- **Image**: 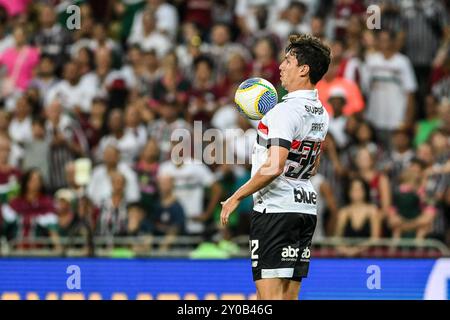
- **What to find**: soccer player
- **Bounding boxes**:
[220,34,331,300]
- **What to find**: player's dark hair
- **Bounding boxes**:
[285,34,331,84]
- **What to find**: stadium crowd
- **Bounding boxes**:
[0,0,449,256]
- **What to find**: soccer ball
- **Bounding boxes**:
[234,77,278,120]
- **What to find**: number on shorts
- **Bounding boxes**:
[250,240,259,260]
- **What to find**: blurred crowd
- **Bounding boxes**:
[0,0,449,256]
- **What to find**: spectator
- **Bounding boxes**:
[78,97,107,153]
[158,149,222,235]
[273,1,311,43]
[129,0,179,40]
[87,144,140,207]
[33,4,71,71]
[335,177,381,256]
[148,100,192,161]
[0,6,13,55]
[152,174,185,251]
[235,0,288,37]
[0,135,21,204]
[0,25,40,99]
[352,146,392,218]
[363,30,417,147]
[28,54,59,105]
[45,60,96,115]
[414,94,442,147]
[71,46,95,77]
[343,121,380,167]
[327,87,350,149]
[120,45,157,99]
[380,126,415,185]
[186,55,219,126]
[316,58,365,117]
[88,22,121,58]
[45,100,87,191]
[127,9,172,59]
[22,117,50,185]
[1,168,60,249]
[397,0,449,114]
[8,95,33,145]
[83,48,128,107]
[54,188,93,255]
[202,23,250,80]
[176,22,203,74]
[388,160,436,239]
[250,37,280,87]
[124,104,148,149]
[216,52,250,99]
[97,108,140,165]
[96,171,136,237]
[135,139,160,215]
[151,52,191,106]
[0,107,8,132]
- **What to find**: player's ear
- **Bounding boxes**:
[298,64,310,78]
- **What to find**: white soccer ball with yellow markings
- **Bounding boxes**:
[234,77,278,120]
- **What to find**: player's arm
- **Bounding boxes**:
[220,145,289,226]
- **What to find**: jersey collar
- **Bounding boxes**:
[282,89,318,101]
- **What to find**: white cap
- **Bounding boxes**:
[329,86,347,99]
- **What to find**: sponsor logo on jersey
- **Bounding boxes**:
[311,123,325,132]
[293,188,317,204]
[281,246,299,261]
[304,105,324,115]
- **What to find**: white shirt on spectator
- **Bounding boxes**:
[8,116,32,145]
[363,52,417,130]
[97,131,141,165]
[87,162,141,207]
[130,2,179,40]
[125,125,148,149]
[235,0,290,33]
[272,19,311,42]
[45,76,97,113]
[159,158,216,234]
[127,30,172,59]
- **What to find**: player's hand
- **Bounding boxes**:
[220,195,240,226]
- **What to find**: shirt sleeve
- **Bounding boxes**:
[401,57,418,93]
[265,105,301,150]
[197,163,215,187]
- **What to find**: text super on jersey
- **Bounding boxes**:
[251,89,329,215]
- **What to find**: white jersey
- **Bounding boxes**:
[251,89,329,215]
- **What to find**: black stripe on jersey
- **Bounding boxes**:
[287,152,301,162]
[267,138,291,150]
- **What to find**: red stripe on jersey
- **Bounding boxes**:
[258,121,268,135]
[291,140,300,149]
